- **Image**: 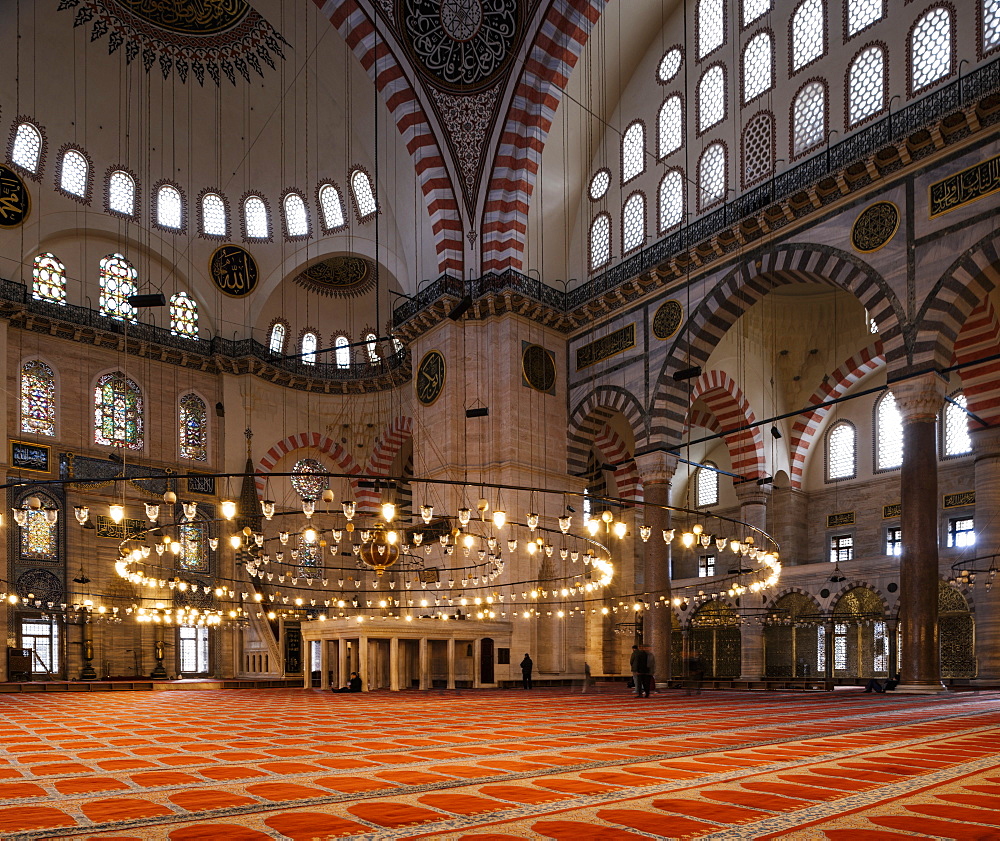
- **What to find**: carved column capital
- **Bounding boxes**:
[734,482,772,507]
[889,372,946,424]
[633,450,679,486]
[970,424,1000,459]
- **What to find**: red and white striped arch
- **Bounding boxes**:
[953,298,1000,425]
[683,409,722,436]
[593,423,643,505]
[357,415,414,512]
[255,432,362,499]
[314,0,463,275]
[688,370,766,480]
[787,342,884,489]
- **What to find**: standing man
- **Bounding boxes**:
[630,644,643,697]
[520,653,533,689]
[640,645,655,698]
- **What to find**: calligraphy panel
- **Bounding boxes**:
[929,153,1000,218]
[0,164,30,228]
[210,244,258,297]
[576,324,636,370]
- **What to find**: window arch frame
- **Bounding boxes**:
[825,419,858,482]
[589,212,612,272]
[621,119,647,185]
[55,143,92,203]
[299,328,320,365]
[697,62,728,136]
[348,165,379,221]
[316,180,349,233]
[658,167,686,233]
[152,180,186,234]
[696,461,720,508]
[93,370,144,451]
[941,389,972,459]
[658,94,685,160]
[743,0,771,29]
[789,0,828,75]
[845,41,889,128]
[741,109,775,188]
[178,390,210,463]
[621,190,647,256]
[7,118,46,179]
[697,141,729,212]
[696,0,728,61]
[981,0,1000,58]
[19,356,58,439]
[240,191,272,242]
[874,390,903,473]
[268,318,289,355]
[281,188,312,240]
[334,334,351,369]
[656,45,684,83]
[790,77,829,159]
[169,292,199,339]
[907,3,956,97]
[31,252,67,305]
[197,188,230,240]
[844,0,886,41]
[362,330,381,364]
[105,165,139,219]
[742,28,775,106]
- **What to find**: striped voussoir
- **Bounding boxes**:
[255,432,363,499]
[357,416,414,512]
[953,298,1000,425]
[683,408,722,436]
[787,342,884,489]
[593,423,643,504]
[688,370,766,480]
[481,0,606,272]
[567,386,648,480]
[316,0,463,275]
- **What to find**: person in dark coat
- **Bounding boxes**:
[520,653,533,689]
[334,672,362,693]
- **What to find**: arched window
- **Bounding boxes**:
[621,121,645,183]
[590,213,611,270]
[243,195,270,240]
[156,184,183,230]
[365,332,380,363]
[19,494,57,560]
[943,393,972,457]
[200,192,227,237]
[108,169,136,216]
[743,0,770,26]
[742,31,773,103]
[32,252,66,304]
[742,112,774,186]
[698,0,725,59]
[791,0,825,72]
[622,193,646,254]
[350,168,378,219]
[698,142,727,210]
[283,191,309,238]
[301,332,318,365]
[697,461,719,507]
[170,292,198,338]
[179,393,208,461]
[827,420,857,480]
[875,391,903,470]
[59,148,89,198]
[658,96,683,158]
[658,48,682,82]
[99,253,137,322]
[792,80,826,156]
[335,335,351,368]
[848,44,886,126]
[20,359,56,437]
[699,65,726,132]
[94,372,143,450]
[847,0,884,37]
[297,529,322,577]
[318,183,346,231]
[658,169,685,231]
[985,0,1000,55]
[11,122,42,173]
[910,6,952,94]
[269,321,287,354]
[178,520,208,571]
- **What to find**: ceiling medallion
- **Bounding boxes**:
[652,300,683,340]
[293,256,377,299]
[56,0,289,85]
[851,201,900,253]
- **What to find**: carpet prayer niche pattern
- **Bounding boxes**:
[0,689,999,838]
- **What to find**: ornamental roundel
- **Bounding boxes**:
[293,256,376,298]
[398,0,521,92]
[209,244,258,297]
[415,349,446,406]
[851,201,900,253]
[652,299,683,340]
[522,344,556,393]
[15,569,64,603]
[0,164,31,228]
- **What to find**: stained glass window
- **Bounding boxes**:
[32,253,66,304]
[269,321,287,354]
[94,372,143,450]
[179,393,208,461]
[20,499,57,560]
[351,169,378,218]
[791,0,824,71]
[876,391,902,470]
[201,192,227,236]
[699,65,726,132]
[244,196,269,239]
[622,121,645,182]
[283,192,309,237]
[157,184,182,229]
[658,96,683,158]
[848,45,885,126]
[658,48,682,82]
[99,254,137,322]
[827,420,856,479]
[743,0,770,26]
[910,7,952,94]
[60,149,88,197]
[743,32,773,103]
[11,123,42,173]
[590,213,611,270]
[365,332,380,363]
[335,335,350,368]
[297,530,322,578]
[622,193,646,254]
[698,0,725,59]
[301,332,318,365]
[944,393,972,456]
[170,292,198,338]
[291,458,329,500]
[319,183,346,230]
[793,81,826,156]
[659,170,685,231]
[742,112,773,185]
[698,142,727,209]
[697,461,719,507]
[20,360,56,437]
[986,0,1000,54]
[108,170,136,216]
[848,0,883,36]
[178,521,208,571]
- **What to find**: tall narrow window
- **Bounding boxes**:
[335,335,350,368]
[698,142,727,210]
[179,626,209,673]
[301,332,318,365]
[178,521,208,571]
[742,112,774,186]
[243,195,269,240]
[297,530,322,578]
[985,0,1000,55]
[830,534,854,562]
[621,121,645,182]
[283,191,309,238]
[698,0,725,58]
[32,252,66,304]
[698,554,717,577]
[365,332,380,363]
[659,169,685,231]
[94,372,143,450]
[350,169,378,219]
[658,97,683,158]
[59,149,89,197]
[826,420,856,480]
[179,393,208,461]
[19,497,57,560]
[848,0,884,36]
[943,393,972,456]
[886,526,902,556]
[848,45,885,126]
[791,0,825,71]
[99,253,137,322]
[742,31,773,103]
[699,65,726,132]
[170,292,198,338]
[792,80,827,156]
[318,183,346,230]
[269,321,287,354]
[875,391,903,470]
[21,619,58,673]
[910,6,952,94]
[20,360,56,437]
[11,122,42,173]
[108,170,136,216]
[590,213,611,270]
[873,621,888,672]
[697,461,719,507]
[156,184,182,230]
[743,0,770,26]
[201,192,227,237]
[622,193,646,254]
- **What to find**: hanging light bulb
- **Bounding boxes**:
[302,499,315,518]
[716,537,727,551]
[693,523,704,536]
[700,533,712,548]
[303,527,317,543]
[487,536,498,551]
[730,539,741,553]
[663,528,675,543]
[322,489,335,504]
[109,504,125,524]
[342,500,356,520]
[260,500,275,520]
[544,543,554,557]
[507,538,517,552]
[361,530,372,543]
[559,548,568,560]
[439,533,449,547]
[43,507,58,525]
[412,532,423,546]
[170,541,181,555]
[526,512,539,530]
[279,531,289,545]
[681,531,695,548]
[492,509,506,529]
[463,533,474,548]
[457,507,471,526]
[182,502,197,521]
[12,508,27,527]
[586,518,600,536]
[229,534,242,550]
[386,530,398,545]
[420,504,433,523]
[331,529,342,543]
[208,537,219,551]
[381,501,396,522]
[74,506,90,525]
[221,499,237,520]
[639,525,651,542]
[613,521,628,539]
[155,543,166,555]
[144,503,159,522]
[527,541,537,555]
[558,514,571,533]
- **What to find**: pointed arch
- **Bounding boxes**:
[255,432,363,500]
[567,386,647,478]
[359,415,414,512]
[953,297,1000,425]
[687,370,766,480]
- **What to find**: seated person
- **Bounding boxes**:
[863,677,884,693]
[883,673,901,691]
[334,672,363,693]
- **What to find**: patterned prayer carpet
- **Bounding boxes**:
[0,686,999,839]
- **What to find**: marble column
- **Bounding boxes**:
[389,637,400,691]
[320,640,330,690]
[446,638,456,689]
[418,637,430,689]
[891,373,947,692]
[971,425,1000,681]
[337,638,347,688]
[633,451,678,686]
[734,484,771,680]
[735,483,771,539]
[358,635,369,692]
[472,638,482,688]
[772,485,809,564]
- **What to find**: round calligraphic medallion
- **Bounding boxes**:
[293,256,375,298]
[652,299,683,340]
[522,344,556,392]
[0,164,30,228]
[851,201,900,253]
[209,244,258,297]
[416,350,446,406]
[15,568,63,603]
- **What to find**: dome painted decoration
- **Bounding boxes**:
[0,165,31,228]
[209,244,259,297]
[293,256,377,299]
[851,201,900,253]
[57,0,289,85]
[652,300,683,340]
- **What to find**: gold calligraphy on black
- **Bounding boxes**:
[930,154,1000,218]
[576,324,636,370]
[210,245,258,297]
[0,165,30,228]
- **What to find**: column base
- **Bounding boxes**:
[894,683,948,694]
